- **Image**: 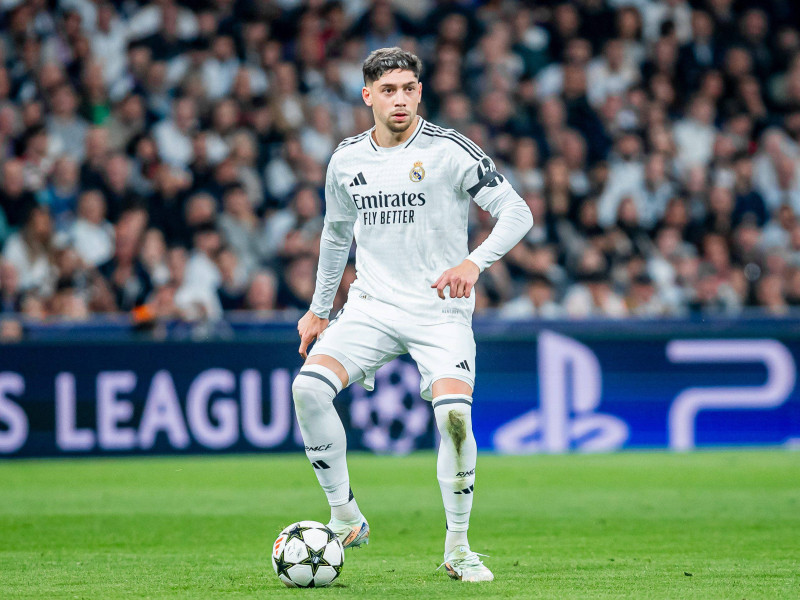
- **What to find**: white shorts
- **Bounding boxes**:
[309,304,476,401]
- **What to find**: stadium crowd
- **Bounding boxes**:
[1,0,800,329]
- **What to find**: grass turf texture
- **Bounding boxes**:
[1,451,798,599]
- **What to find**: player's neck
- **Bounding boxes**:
[372,116,419,148]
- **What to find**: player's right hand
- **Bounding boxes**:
[297,310,329,359]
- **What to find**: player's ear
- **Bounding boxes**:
[362,86,372,107]
[417,81,422,100]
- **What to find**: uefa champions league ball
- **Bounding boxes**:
[272,521,344,588]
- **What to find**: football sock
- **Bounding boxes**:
[445,530,469,554]
[330,495,362,524]
[292,365,352,508]
[433,394,477,554]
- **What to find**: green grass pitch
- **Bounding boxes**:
[1,450,799,599]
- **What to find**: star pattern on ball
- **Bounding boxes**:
[323,527,338,544]
[273,549,293,579]
[299,545,331,577]
[284,524,312,544]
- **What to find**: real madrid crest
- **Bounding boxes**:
[409,160,425,182]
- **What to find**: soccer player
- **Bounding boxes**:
[292,47,533,582]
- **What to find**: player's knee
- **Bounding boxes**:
[292,368,342,420]
[292,379,325,420]
[433,396,473,446]
[291,377,311,408]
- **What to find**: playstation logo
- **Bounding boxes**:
[493,331,629,453]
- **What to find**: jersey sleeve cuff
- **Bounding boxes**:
[310,305,331,320]
[465,253,488,273]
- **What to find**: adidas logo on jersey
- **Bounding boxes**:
[455,360,470,372]
[349,172,367,187]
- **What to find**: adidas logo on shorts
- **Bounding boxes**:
[455,360,470,372]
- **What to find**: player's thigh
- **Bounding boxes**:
[308,307,405,389]
[304,354,350,388]
[405,321,476,401]
[431,378,473,398]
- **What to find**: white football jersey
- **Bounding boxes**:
[321,117,525,325]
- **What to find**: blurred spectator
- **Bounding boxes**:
[3,205,55,296]
[0,261,22,313]
[218,184,260,273]
[759,153,800,213]
[154,97,200,168]
[260,185,323,263]
[563,248,627,318]
[0,318,23,342]
[80,126,110,190]
[139,227,170,287]
[761,204,797,251]
[587,39,640,107]
[162,244,221,321]
[0,159,37,229]
[678,10,722,91]
[184,223,222,302]
[508,138,543,194]
[564,266,628,318]
[244,269,278,313]
[216,246,249,311]
[69,190,115,267]
[49,277,90,321]
[19,124,57,192]
[625,273,671,316]
[97,208,152,310]
[673,96,717,171]
[149,165,192,243]
[1,0,800,324]
[499,273,563,319]
[732,152,768,227]
[598,133,645,227]
[202,35,240,101]
[102,153,143,222]
[38,155,80,229]
[688,263,742,315]
[300,105,337,165]
[45,84,88,162]
[277,255,316,310]
[106,94,146,153]
[643,0,692,45]
[263,134,311,204]
[757,273,790,316]
[228,131,264,208]
[92,2,128,88]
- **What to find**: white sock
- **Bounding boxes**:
[445,529,469,553]
[433,394,477,555]
[292,365,352,508]
[331,494,361,524]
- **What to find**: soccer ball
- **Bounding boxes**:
[271,521,344,588]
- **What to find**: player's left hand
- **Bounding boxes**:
[431,259,480,300]
[297,310,329,359]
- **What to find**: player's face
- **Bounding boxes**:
[362,69,422,134]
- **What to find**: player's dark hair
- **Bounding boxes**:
[362,47,422,85]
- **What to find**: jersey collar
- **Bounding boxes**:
[369,116,426,153]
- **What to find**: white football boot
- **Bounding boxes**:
[440,545,494,582]
[327,516,370,549]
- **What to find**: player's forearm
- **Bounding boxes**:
[467,191,533,272]
[309,220,354,319]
